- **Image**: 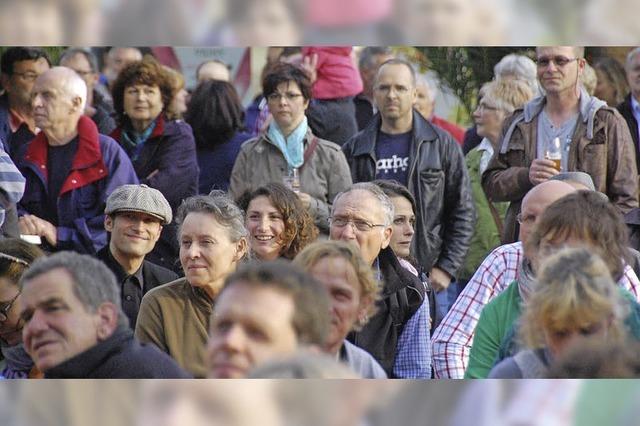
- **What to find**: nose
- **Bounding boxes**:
[23,309,48,342]
[217,324,245,353]
[31,93,43,108]
[472,105,482,120]
[404,223,415,237]
[185,242,201,259]
[257,216,269,232]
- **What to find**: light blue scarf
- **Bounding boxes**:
[267,116,308,169]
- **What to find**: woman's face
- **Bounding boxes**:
[594,68,617,106]
[245,196,286,261]
[544,318,610,359]
[170,87,189,118]
[0,277,23,346]
[267,81,309,133]
[472,96,506,143]
[179,212,245,297]
[308,256,370,353]
[389,196,416,260]
[123,83,164,129]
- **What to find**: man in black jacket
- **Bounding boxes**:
[19,251,189,378]
[342,58,475,293]
[617,47,640,175]
[98,183,178,328]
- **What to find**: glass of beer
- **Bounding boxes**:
[545,137,562,171]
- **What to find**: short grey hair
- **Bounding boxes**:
[59,47,99,73]
[625,47,640,69]
[494,53,540,95]
[177,191,248,244]
[332,182,395,226]
[20,251,128,329]
[358,47,393,71]
[44,66,87,111]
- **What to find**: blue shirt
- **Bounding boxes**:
[375,130,411,185]
[394,299,432,378]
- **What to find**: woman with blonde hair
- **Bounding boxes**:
[489,247,631,378]
[294,240,385,378]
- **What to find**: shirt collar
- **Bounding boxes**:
[477,137,494,153]
[8,108,38,134]
[632,96,640,114]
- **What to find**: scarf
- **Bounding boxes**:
[517,258,536,302]
[121,119,157,161]
[0,341,34,379]
[267,116,308,169]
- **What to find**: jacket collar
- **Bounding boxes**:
[44,328,132,378]
[351,110,439,158]
[24,115,108,195]
[110,114,166,142]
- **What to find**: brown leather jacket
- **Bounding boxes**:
[482,92,639,243]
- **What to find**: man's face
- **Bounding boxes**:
[536,46,584,95]
[108,48,142,79]
[20,268,104,372]
[60,52,97,93]
[329,190,392,266]
[373,64,417,124]
[105,212,163,261]
[207,283,299,378]
[626,52,640,100]
[30,72,79,132]
[1,57,50,109]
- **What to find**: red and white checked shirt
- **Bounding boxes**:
[431,242,640,378]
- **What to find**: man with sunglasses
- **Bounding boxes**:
[483,46,638,244]
[329,182,430,378]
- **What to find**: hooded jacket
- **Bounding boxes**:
[482,90,638,243]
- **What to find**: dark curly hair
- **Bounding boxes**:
[237,182,319,260]
[111,55,174,126]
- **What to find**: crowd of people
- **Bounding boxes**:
[0,45,640,379]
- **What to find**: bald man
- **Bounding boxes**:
[431,180,577,378]
[16,67,138,254]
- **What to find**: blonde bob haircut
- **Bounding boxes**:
[293,240,380,328]
[481,78,535,115]
[520,247,628,349]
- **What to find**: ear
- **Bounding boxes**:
[303,97,310,111]
[95,302,119,341]
[234,238,249,262]
[380,226,392,250]
[411,86,418,105]
[0,73,10,92]
[104,215,113,232]
[70,95,83,113]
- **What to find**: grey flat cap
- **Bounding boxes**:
[105,184,172,224]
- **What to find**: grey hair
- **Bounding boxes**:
[332,182,395,226]
[625,47,640,69]
[59,47,99,73]
[19,251,129,329]
[45,66,87,111]
[416,74,435,101]
[494,53,540,95]
[358,47,394,71]
[177,191,248,244]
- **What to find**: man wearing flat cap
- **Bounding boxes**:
[97,184,178,328]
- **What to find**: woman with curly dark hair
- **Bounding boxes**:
[184,80,252,194]
[238,182,318,261]
[110,56,199,271]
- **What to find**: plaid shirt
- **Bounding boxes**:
[431,242,640,378]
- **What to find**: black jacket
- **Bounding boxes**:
[617,94,640,173]
[348,247,425,377]
[342,111,476,278]
[45,329,190,378]
[96,246,179,327]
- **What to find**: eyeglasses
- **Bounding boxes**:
[12,71,40,82]
[476,103,500,113]
[0,291,21,323]
[516,212,536,225]
[266,92,303,102]
[535,56,578,68]
[329,217,386,232]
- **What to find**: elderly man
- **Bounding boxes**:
[16,67,138,254]
[483,46,639,244]
[0,47,50,159]
[432,179,640,378]
[343,58,475,294]
[329,182,430,378]
[97,184,178,328]
[59,47,116,135]
[196,59,231,84]
[414,77,466,144]
[207,261,331,378]
[19,251,189,378]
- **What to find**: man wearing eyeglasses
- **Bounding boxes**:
[0,47,51,160]
[329,182,430,378]
[483,46,638,244]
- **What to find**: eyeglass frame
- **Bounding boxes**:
[516,212,536,225]
[0,291,21,322]
[266,92,304,102]
[11,71,40,82]
[534,56,578,68]
[328,216,387,232]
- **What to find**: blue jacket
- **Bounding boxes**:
[197,130,251,194]
[17,116,139,254]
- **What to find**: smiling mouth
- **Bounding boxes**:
[254,235,275,241]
